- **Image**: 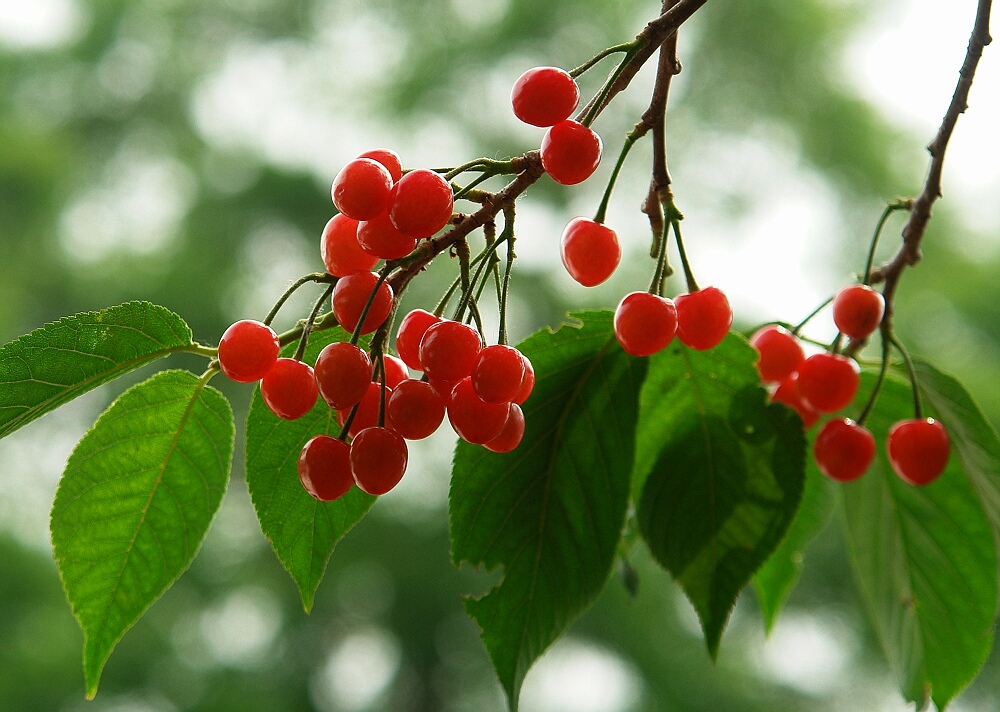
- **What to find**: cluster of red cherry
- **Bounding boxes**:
[750,283,950,486]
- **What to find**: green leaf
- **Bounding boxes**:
[841,371,998,710]
[0,301,196,440]
[634,334,806,656]
[753,441,837,632]
[915,359,1000,536]
[245,326,375,612]
[450,311,647,711]
[50,369,234,698]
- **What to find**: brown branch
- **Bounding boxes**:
[870,0,993,328]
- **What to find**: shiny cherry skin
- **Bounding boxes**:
[314,341,373,410]
[772,374,820,428]
[387,168,454,238]
[814,418,875,482]
[614,292,678,357]
[472,345,526,404]
[332,272,394,335]
[298,435,354,501]
[796,352,860,413]
[331,158,393,221]
[337,381,391,439]
[261,358,318,420]
[511,66,580,127]
[750,325,805,384]
[387,379,446,440]
[351,427,408,496]
[832,284,885,340]
[357,148,403,182]
[560,218,621,287]
[382,355,409,389]
[484,404,526,453]
[218,320,280,383]
[321,214,378,277]
[675,286,733,351]
[448,377,510,444]
[418,320,482,384]
[540,120,602,185]
[396,309,442,371]
[357,210,417,260]
[887,418,951,486]
[512,354,535,405]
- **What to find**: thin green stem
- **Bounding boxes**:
[648,218,671,295]
[594,129,642,224]
[293,284,334,361]
[856,334,891,425]
[349,266,393,346]
[443,158,516,181]
[181,343,219,359]
[570,40,640,78]
[891,335,923,419]
[453,172,495,201]
[581,48,640,128]
[863,202,909,286]
[671,218,699,293]
[339,403,359,442]
[264,272,332,326]
[375,355,386,427]
[498,206,516,345]
[792,297,833,335]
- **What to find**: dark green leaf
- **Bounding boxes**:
[0,302,196,440]
[635,334,805,656]
[50,369,234,698]
[450,311,647,711]
[842,371,997,710]
[246,326,375,612]
[753,442,837,632]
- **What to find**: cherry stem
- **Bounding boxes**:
[670,216,699,293]
[891,335,923,419]
[863,201,911,286]
[498,205,516,346]
[594,129,642,224]
[570,40,640,78]
[375,355,387,428]
[648,218,671,295]
[338,403,359,442]
[580,47,640,128]
[349,266,393,346]
[791,296,833,335]
[293,284,334,361]
[442,158,516,181]
[453,172,496,201]
[856,333,890,426]
[263,272,333,326]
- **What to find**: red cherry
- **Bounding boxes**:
[428,376,459,401]
[382,355,409,389]
[387,379,446,440]
[887,418,950,486]
[540,120,602,185]
[261,358,318,420]
[337,381,391,438]
[331,158,393,221]
[833,284,885,340]
[614,292,678,357]
[448,377,510,444]
[484,404,526,453]
[675,286,732,351]
[512,354,535,405]
[314,341,373,409]
[218,320,280,383]
[396,309,442,371]
[510,66,580,127]
[814,418,875,482]
[320,214,379,278]
[388,168,454,238]
[418,320,482,384]
[750,325,805,383]
[796,352,860,413]
[772,374,820,428]
[472,345,526,404]
[332,272,394,335]
[560,218,621,287]
[357,211,418,260]
[351,427,408,495]
[357,148,403,182]
[298,435,354,501]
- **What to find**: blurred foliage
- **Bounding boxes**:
[2,0,1000,710]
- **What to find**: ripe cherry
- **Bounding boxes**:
[320,214,378,278]
[560,218,621,287]
[218,320,280,383]
[511,66,580,127]
[772,374,820,428]
[357,148,403,182]
[332,272,394,335]
[388,168,454,238]
[261,358,318,420]
[387,379,446,440]
[833,284,885,340]
[512,354,535,405]
[614,292,678,357]
[337,381,391,438]
[796,352,860,413]
[887,418,950,486]
[419,320,482,384]
[540,120,602,185]
[331,158,393,221]
[357,211,418,260]
[484,404,526,453]
[396,309,442,371]
[314,341,373,409]
[448,377,510,444]
[749,325,805,383]
[383,354,409,389]
[675,286,732,351]
[472,345,526,404]
[814,418,875,482]
[298,435,354,501]
[351,427,408,495]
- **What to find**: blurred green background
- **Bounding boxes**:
[1,0,999,710]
